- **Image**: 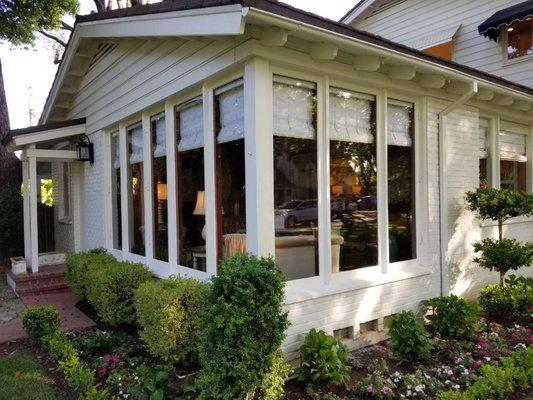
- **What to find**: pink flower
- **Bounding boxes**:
[381,386,393,395]
[366,384,374,394]
[97,368,107,378]
[453,357,462,365]
[103,354,111,362]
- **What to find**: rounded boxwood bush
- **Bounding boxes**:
[22,305,60,339]
[479,276,533,319]
[198,254,289,400]
[134,277,210,364]
[65,250,116,299]
[387,310,433,362]
[85,261,153,325]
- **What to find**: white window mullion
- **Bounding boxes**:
[244,58,275,257]
[377,89,389,273]
[491,116,501,189]
[526,126,533,193]
[103,131,113,250]
[165,101,178,268]
[203,83,217,276]
[142,113,154,261]
[318,75,332,284]
[119,122,130,256]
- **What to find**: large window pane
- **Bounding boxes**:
[387,100,416,263]
[273,76,318,281]
[177,98,206,270]
[215,81,246,261]
[111,132,122,249]
[128,122,145,256]
[329,88,378,272]
[499,130,527,192]
[152,113,168,261]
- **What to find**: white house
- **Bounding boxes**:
[3,0,533,361]
[341,0,533,87]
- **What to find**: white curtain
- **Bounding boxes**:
[217,85,245,144]
[129,123,143,164]
[329,89,374,143]
[178,101,204,152]
[113,134,120,169]
[500,131,527,162]
[273,80,316,139]
[152,114,166,158]
[387,102,413,147]
[479,124,489,160]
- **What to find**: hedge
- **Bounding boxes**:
[65,250,116,299]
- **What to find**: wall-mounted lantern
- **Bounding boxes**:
[76,135,94,164]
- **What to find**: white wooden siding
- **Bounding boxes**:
[351,0,533,87]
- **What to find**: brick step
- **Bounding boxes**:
[6,264,68,297]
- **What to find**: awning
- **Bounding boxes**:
[478,0,533,42]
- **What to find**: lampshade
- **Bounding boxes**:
[157,183,167,200]
[193,191,205,215]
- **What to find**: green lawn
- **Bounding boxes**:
[0,352,60,400]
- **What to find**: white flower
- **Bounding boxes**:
[463,369,469,375]
[484,357,491,362]
[134,376,139,380]
[514,343,526,350]
[415,384,425,392]
[445,380,452,385]
[454,385,460,390]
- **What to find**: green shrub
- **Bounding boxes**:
[42,330,78,361]
[85,261,153,325]
[437,347,533,400]
[479,275,533,319]
[425,294,479,339]
[22,305,61,338]
[58,355,96,394]
[65,250,116,298]
[198,254,289,400]
[134,277,210,364]
[258,351,292,400]
[387,310,433,362]
[298,328,350,391]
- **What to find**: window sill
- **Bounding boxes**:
[480,215,533,227]
[284,264,430,305]
[58,218,72,225]
[503,53,533,67]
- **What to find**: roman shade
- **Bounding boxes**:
[177,99,203,152]
[329,89,375,143]
[499,131,527,162]
[128,122,143,164]
[478,0,533,42]
[216,80,245,144]
[387,100,413,147]
[112,133,120,169]
[273,77,316,139]
[479,119,489,159]
[152,113,166,158]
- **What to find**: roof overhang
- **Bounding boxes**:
[3,118,86,151]
[40,4,247,124]
[478,0,533,42]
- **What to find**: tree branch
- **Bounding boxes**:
[38,30,67,47]
[61,20,73,31]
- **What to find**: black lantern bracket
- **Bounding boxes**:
[76,134,94,164]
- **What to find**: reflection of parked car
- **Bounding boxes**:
[357,195,377,210]
[331,198,358,212]
[276,200,317,227]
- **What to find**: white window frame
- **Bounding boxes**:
[268,65,429,297]
[501,19,533,64]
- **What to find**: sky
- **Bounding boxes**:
[0,0,356,129]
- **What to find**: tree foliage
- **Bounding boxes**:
[0,0,79,45]
[466,188,533,285]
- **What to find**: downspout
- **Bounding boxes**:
[438,81,478,296]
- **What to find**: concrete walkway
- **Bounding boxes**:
[0,289,95,344]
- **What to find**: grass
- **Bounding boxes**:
[0,352,60,400]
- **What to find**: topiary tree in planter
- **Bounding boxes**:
[466,188,533,285]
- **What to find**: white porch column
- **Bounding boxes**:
[29,155,39,273]
[244,58,275,257]
[22,156,32,267]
